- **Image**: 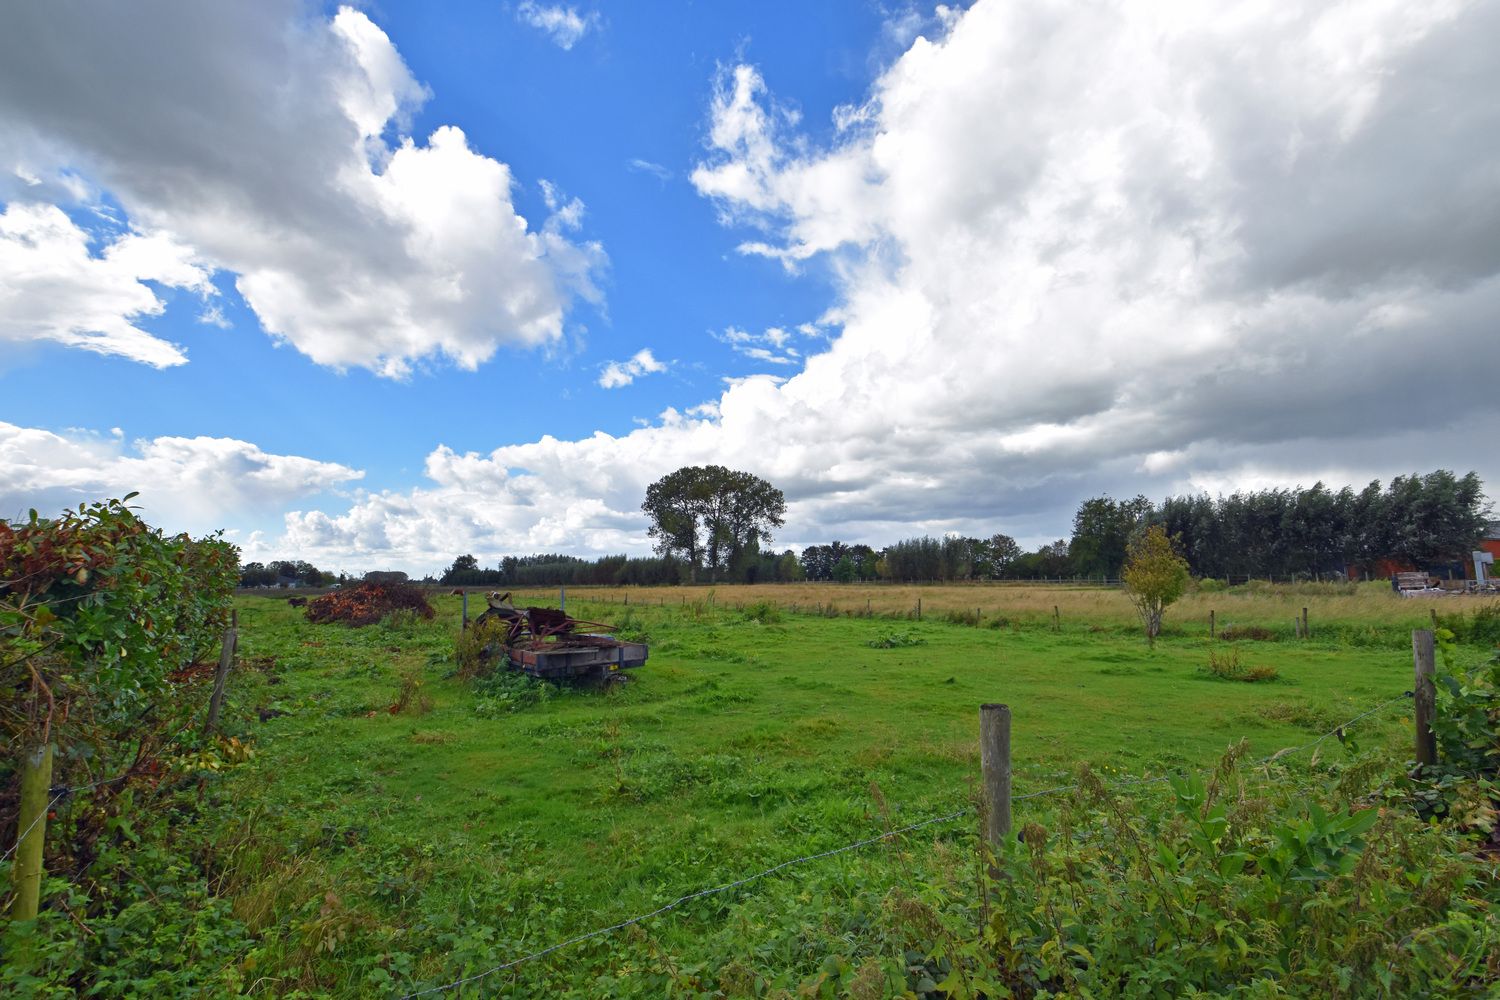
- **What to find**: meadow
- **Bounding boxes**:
[186,581,1498,996]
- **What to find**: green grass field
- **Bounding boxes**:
[200,585,1494,995]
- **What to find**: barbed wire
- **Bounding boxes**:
[399,690,1412,997]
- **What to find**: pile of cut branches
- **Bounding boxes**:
[304,582,434,627]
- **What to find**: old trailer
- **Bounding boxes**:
[470,592,647,683]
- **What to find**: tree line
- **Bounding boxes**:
[247,468,1490,588]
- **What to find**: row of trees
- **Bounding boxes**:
[239,559,330,588]
[252,468,1490,588]
[741,471,1489,584]
[1151,472,1488,579]
[439,552,688,588]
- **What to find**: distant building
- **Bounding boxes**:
[1469,522,1500,581]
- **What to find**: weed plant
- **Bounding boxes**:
[867,631,927,648]
[1202,646,1279,682]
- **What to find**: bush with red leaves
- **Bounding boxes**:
[304,582,434,627]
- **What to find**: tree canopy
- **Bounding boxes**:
[641,465,786,580]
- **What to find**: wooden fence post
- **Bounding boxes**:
[1302,607,1310,640]
[560,586,566,612]
[204,625,237,738]
[1053,605,1060,632]
[980,704,1012,850]
[1429,608,1439,632]
[9,742,53,920]
[1413,629,1436,767]
[1209,609,1215,638]
[916,597,922,621]
[461,590,468,630]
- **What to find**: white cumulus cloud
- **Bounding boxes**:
[0,202,215,367]
[0,421,364,537]
[598,348,668,389]
[0,3,603,377]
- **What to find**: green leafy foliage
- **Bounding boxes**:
[0,496,238,751]
[885,757,1497,998]
[1413,633,1500,835]
[1123,524,1191,643]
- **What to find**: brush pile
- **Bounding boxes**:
[305,581,434,627]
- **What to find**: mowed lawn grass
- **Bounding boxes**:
[217,586,1448,990]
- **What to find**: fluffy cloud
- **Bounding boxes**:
[598,348,668,388]
[0,203,215,366]
[244,0,1500,570]
[516,3,598,50]
[0,422,363,537]
[0,4,602,377]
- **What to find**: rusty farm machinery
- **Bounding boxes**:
[467,591,647,684]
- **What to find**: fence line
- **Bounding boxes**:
[398,691,1411,998]
[2,774,130,865]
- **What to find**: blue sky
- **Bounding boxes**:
[3,1,1499,573]
[3,2,888,492]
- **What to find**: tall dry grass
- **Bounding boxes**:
[496,579,1489,632]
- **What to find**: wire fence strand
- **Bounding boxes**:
[2,773,133,864]
[399,690,1411,998]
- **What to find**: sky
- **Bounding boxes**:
[2,0,1499,575]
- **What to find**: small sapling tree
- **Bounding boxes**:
[1123,524,1190,645]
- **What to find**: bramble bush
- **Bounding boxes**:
[1,497,243,993]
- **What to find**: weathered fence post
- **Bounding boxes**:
[1302,607,1310,640]
[204,623,237,737]
[1209,609,1216,638]
[461,590,469,630]
[9,742,53,920]
[1053,605,1060,632]
[980,704,1012,850]
[916,597,922,620]
[560,586,566,612]
[1413,629,1436,767]
[1429,608,1439,632]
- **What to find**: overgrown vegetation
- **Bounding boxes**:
[6,578,1500,996]
[1201,646,1279,683]
[0,498,241,985]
